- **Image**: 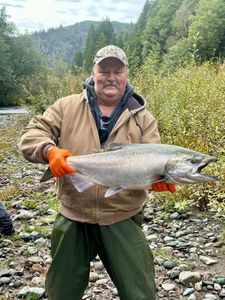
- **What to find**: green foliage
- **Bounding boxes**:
[133,60,225,211]
[71,51,84,75]
[0,7,17,105]
[26,293,40,300]
[83,26,97,72]
[0,7,44,106]
[188,0,225,61]
[25,65,87,113]
[82,18,119,72]
[0,184,20,205]
[125,0,158,75]
[144,0,184,49]
[126,0,225,69]
[133,60,225,149]
[11,35,43,80]
[153,247,180,266]
[169,0,199,42]
[22,199,39,209]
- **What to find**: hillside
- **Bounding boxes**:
[30,20,134,65]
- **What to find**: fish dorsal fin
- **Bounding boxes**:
[107,143,132,151]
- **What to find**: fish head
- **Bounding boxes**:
[164,153,219,184]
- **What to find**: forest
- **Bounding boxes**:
[31,20,133,65]
[0,0,224,210]
[0,0,224,107]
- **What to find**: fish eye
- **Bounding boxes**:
[190,156,201,164]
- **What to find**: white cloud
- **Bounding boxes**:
[0,0,146,33]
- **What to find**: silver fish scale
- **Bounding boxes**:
[67,145,169,188]
[40,144,218,189]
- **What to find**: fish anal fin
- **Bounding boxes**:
[68,173,94,192]
[105,187,124,197]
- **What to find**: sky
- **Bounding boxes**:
[0,0,146,33]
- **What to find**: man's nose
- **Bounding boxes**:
[107,72,116,80]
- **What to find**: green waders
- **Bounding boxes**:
[45,213,156,300]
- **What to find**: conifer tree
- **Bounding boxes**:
[83,19,116,73]
[83,26,97,73]
[125,0,157,75]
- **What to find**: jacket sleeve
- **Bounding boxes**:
[18,99,64,164]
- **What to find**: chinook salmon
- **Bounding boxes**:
[40,143,219,197]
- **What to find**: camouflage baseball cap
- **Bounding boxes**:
[93,45,128,66]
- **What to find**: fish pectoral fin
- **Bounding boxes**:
[104,187,124,198]
[149,175,165,184]
[68,173,94,192]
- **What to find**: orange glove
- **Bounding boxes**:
[47,147,75,177]
[151,181,176,193]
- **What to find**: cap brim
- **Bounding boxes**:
[94,56,127,66]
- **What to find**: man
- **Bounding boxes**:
[19,45,175,300]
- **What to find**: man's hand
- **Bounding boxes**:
[47,147,75,177]
[151,181,176,193]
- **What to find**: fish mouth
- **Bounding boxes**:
[187,156,219,183]
[166,155,219,184]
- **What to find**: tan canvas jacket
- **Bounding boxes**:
[18,89,160,225]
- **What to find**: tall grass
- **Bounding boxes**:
[132,60,225,211]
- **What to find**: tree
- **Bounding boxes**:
[143,0,184,55]
[71,51,84,74]
[125,0,155,74]
[0,7,44,106]
[165,0,199,49]
[95,18,116,47]
[83,26,97,73]
[83,18,117,73]
[0,7,18,105]
[11,35,43,82]
[188,0,225,61]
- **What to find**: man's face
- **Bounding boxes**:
[93,57,128,104]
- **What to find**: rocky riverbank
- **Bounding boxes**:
[0,114,225,300]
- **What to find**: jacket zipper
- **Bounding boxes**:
[93,109,140,222]
[95,184,100,222]
[104,112,134,149]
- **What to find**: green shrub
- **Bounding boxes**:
[133,60,225,212]
[25,70,87,114]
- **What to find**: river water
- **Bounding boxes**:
[0,106,29,115]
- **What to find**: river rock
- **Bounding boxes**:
[179,271,201,286]
[17,286,45,298]
[162,283,176,291]
[199,255,218,265]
